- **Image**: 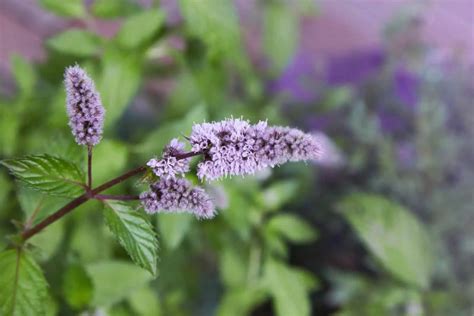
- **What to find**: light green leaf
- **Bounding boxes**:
[179,0,241,59]
[217,285,268,316]
[134,103,207,158]
[116,9,165,48]
[0,104,20,156]
[219,246,248,288]
[17,186,67,225]
[29,219,64,262]
[158,214,192,250]
[1,154,85,197]
[86,261,154,307]
[11,55,36,96]
[62,263,93,310]
[92,0,138,18]
[92,140,128,184]
[47,29,101,57]
[128,286,162,316]
[0,249,49,316]
[338,193,433,289]
[104,201,158,275]
[260,180,299,211]
[266,214,317,244]
[264,259,315,316]
[39,0,85,17]
[99,48,142,129]
[263,2,299,73]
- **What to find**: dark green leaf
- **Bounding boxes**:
[264,259,315,316]
[62,263,93,309]
[99,49,142,129]
[338,193,433,289]
[1,154,85,197]
[47,29,101,57]
[266,214,318,244]
[86,261,154,307]
[116,9,165,48]
[39,0,85,17]
[0,249,49,316]
[104,201,158,275]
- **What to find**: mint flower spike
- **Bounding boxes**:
[140,178,215,219]
[64,65,105,146]
[147,138,191,179]
[189,118,321,181]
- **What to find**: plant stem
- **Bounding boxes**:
[21,165,146,242]
[20,150,202,242]
[94,194,140,201]
[87,145,92,189]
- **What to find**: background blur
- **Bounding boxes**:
[0,0,473,315]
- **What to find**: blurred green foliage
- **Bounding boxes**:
[0,0,473,315]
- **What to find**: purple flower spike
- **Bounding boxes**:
[147,139,191,179]
[64,65,105,146]
[190,118,321,181]
[140,178,215,219]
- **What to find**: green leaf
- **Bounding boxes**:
[0,104,20,156]
[128,286,162,316]
[264,259,315,316]
[47,29,101,57]
[11,55,36,96]
[116,9,165,48]
[17,186,67,225]
[99,48,142,129]
[134,103,207,158]
[217,285,268,316]
[104,201,158,276]
[260,180,299,211]
[157,214,193,250]
[338,193,434,289]
[266,214,317,244]
[179,0,241,59]
[39,0,85,17]
[86,261,154,307]
[92,140,128,184]
[62,263,93,309]
[92,0,138,18]
[0,249,49,316]
[1,154,85,197]
[263,2,299,73]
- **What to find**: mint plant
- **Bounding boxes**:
[0,65,320,312]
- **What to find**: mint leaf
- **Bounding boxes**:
[39,0,85,17]
[263,2,299,73]
[338,193,433,289]
[266,214,318,244]
[116,9,165,48]
[179,0,241,59]
[47,29,101,57]
[62,263,93,310]
[260,180,299,211]
[99,48,142,129]
[264,259,316,316]
[86,261,154,307]
[104,201,158,276]
[157,213,192,250]
[0,249,49,316]
[1,154,85,197]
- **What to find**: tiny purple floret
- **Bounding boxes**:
[64,65,105,146]
[140,178,215,219]
[147,139,191,179]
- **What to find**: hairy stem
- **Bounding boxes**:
[21,165,146,241]
[94,194,140,201]
[87,145,92,189]
[19,150,202,242]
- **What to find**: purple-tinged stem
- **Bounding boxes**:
[87,145,93,189]
[94,194,140,201]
